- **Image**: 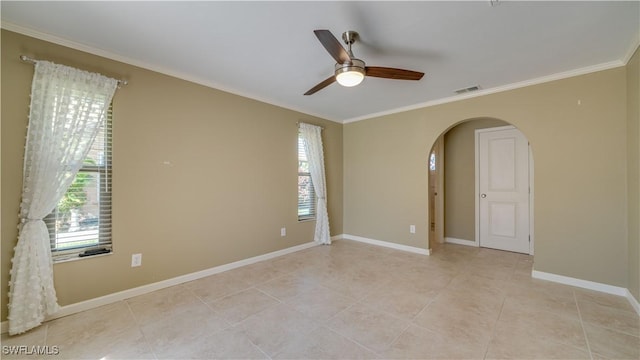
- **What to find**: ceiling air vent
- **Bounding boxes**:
[454,85,481,95]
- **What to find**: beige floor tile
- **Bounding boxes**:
[54,326,155,360]
[506,271,577,295]
[288,247,332,269]
[208,288,280,324]
[288,263,334,285]
[45,302,155,359]
[459,260,516,281]
[171,325,268,359]
[283,285,355,321]
[384,256,431,274]
[430,244,480,266]
[446,272,507,296]
[140,302,230,358]
[584,322,640,359]
[423,256,468,274]
[381,324,488,359]
[229,260,291,286]
[578,298,640,336]
[183,270,252,303]
[496,298,588,350]
[427,252,472,267]
[326,304,409,352]
[269,252,315,273]
[331,239,386,254]
[412,288,503,345]
[514,257,533,275]
[256,272,322,302]
[394,268,455,292]
[46,302,138,351]
[486,326,589,359]
[354,258,398,277]
[1,324,46,346]
[476,247,523,263]
[503,280,580,319]
[274,326,378,359]
[319,269,387,300]
[240,303,320,356]
[1,325,48,360]
[488,293,590,360]
[575,288,636,312]
[126,285,203,326]
[361,279,439,320]
[321,260,360,276]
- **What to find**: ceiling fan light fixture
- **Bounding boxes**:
[336,69,365,87]
[335,59,365,87]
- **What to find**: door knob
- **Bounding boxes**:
[481,194,487,198]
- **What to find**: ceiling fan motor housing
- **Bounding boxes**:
[335,58,365,75]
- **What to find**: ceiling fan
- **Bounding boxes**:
[304,29,425,95]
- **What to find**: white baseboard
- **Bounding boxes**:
[338,234,430,255]
[1,241,319,334]
[444,237,477,247]
[531,269,640,316]
[531,270,627,296]
[330,234,343,242]
[625,289,640,315]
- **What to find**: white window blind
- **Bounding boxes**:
[298,132,316,221]
[45,105,113,261]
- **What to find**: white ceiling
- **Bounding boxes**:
[2,1,639,123]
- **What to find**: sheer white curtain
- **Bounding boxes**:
[8,61,118,335]
[299,123,331,245]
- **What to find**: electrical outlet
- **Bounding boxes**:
[409,225,416,234]
[281,227,286,237]
[131,253,142,267]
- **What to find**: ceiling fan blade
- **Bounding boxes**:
[314,30,351,64]
[304,75,336,95]
[365,67,424,80]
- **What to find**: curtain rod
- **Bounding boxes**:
[20,55,128,87]
[297,121,324,130]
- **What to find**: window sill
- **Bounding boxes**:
[298,218,316,223]
[53,251,112,264]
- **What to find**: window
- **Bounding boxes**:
[46,105,112,261]
[429,152,436,171]
[298,132,316,221]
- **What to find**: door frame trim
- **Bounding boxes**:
[474,125,534,255]
[435,135,445,244]
[428,135,446,247]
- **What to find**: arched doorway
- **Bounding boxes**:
[428,118,534,255]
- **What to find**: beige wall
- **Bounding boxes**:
[443,118,508,241]
[0,30,343,322]
[344,67,628,287]
[627,47,640,302]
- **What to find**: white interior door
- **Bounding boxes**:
[477,127,530,254]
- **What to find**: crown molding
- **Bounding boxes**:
[3,21,633,126]
[622,33,640,65]
[1,22,340,124]
[343,59,626,124]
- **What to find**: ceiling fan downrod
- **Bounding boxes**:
[342,31,358,60]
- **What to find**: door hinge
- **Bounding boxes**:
[529,235,531,243]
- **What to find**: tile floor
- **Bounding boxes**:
[2,240,639,359]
